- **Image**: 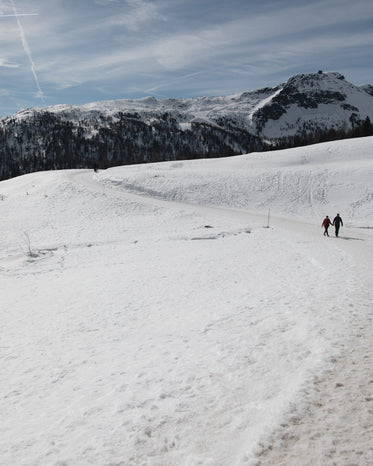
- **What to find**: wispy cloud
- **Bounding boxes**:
[0,13,37,17]
[111,0,165,31]
[0,58,19,68]
[9,0,43,98]
[1,0,373,116]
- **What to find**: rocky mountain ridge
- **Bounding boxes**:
[1,71,373,180]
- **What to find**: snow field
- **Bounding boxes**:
[1,137,373,465]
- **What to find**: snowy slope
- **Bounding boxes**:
[97,136,373,227]
[1,137,373,465]
[254,72,373,139]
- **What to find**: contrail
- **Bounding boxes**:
[9,0,44,99]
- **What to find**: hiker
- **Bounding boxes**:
[321,216,332,236]
[333,213,343,237]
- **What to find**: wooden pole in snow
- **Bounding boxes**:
[267,208,271,228]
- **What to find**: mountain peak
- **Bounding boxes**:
[251,71,373,138]
[287,70,345,83]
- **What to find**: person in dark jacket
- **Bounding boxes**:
[322,216,332,236]
[333,213,343,237]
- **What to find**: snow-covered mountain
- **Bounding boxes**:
[1,71,373,180]
[252,72,373,138]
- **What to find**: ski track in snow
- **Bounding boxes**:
[1,138,373,465]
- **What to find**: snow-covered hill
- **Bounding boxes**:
[1,71,372,181]
[1,137,373,465]
[96,136,373,227]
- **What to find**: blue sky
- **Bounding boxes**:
[0,0,372,116]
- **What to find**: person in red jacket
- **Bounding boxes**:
[321,216,332,236]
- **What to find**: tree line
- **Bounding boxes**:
[0,111,372,181]
[0,111,264,180]
[269,116,373,150]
